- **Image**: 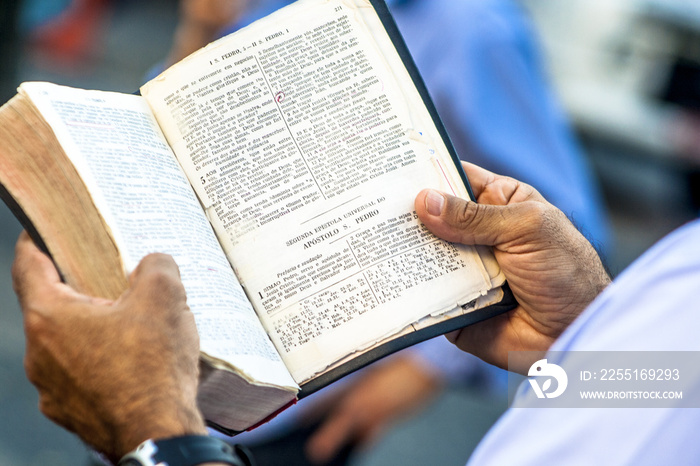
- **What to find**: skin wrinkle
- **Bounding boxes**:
[13,155,614,461]
[419,164,611,374]
[14,233,207,462]
[505,317,528,354]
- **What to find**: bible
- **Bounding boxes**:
[0,0,514,434]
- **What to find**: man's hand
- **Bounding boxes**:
[13,232,206,463]
[304,355,441,464]
[415,163,610,373]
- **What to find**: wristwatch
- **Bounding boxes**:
[117,435,254,466]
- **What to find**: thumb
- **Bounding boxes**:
[415,189,518,247]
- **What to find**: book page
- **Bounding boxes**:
[142,0,504,383]
[19,82,297,391]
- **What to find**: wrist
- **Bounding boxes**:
[117,435,253,466]
[110,399,207,463]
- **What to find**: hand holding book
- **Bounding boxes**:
[415,162,611,374]
[0,0,513,432]
[13,233,207,464]
[13,162,609,462]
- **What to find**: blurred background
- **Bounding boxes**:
[523,0,700,269]
[1,0,699,464]
[0,1,179,464]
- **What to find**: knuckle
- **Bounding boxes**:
[23,356,39,385]
[517,200,550,224]
[144,252,175,266]
[447,200,495,244]
[38,396,63,427]
[136,268,188,318]
[37,396,49,416]
[135,254,184,298]
[142,267,182,294]
[22,315,51,387]
[11,262,29,301]
[516,201,570,241]
[520,183,544,203]
[23,309,48,338]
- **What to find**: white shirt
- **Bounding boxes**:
[468,218,700,466]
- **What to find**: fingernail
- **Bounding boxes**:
[425,190,445,216]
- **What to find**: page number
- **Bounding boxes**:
[335,6,342,12]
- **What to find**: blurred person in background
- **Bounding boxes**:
[18,0,112,63]
[146,0,614,465]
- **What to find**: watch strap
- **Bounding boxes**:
[118,435,254,466]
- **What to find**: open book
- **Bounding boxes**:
[0,0,513,434]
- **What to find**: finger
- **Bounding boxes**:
[12,232,63,305]
[127,254,184,306]
[417,188,552,250]
[415,189,512,246]
[445,314,509,358]
[13,232,113,312]
[306,409,357,464]
[461,162,545,206]
[476,177,521,206]
[127,253,182,287]
[123,254,191,331]
[460,161,497,199]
